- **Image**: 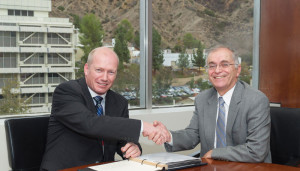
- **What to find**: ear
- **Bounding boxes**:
[84,63,89,76]
[236,64,242,78]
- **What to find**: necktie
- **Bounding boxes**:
[93,96,105,154]
[216,97,226,148]
[93,96,103,116]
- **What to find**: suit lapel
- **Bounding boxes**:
[104,90,115,117]
[226,81,243,144]
[79,78,97,114]
[204,88,218,149]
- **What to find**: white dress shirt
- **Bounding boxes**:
[214,85,236,148]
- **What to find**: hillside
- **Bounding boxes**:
[50,0,254,55]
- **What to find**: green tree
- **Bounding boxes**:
[173,43,182,53]
[189,77,195,89]
[173,38,183,52]
[239,61,251,84]
[177,52,190,73]
[113,64,140,92]
[70,13,80,29]
[114,21,133,67]
[183,33,199,49]
[133,30,140,49]
[77,14,104,78]
[118,19,134,43]
[152,28,164,75]
[192,41,205,70]
[0,79,29,115]
[240,53,253,66]
[153,67,173,96]
[195,78,213,90]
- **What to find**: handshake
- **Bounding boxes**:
[142,121,171,145]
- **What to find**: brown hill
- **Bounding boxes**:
[50,0,253,54]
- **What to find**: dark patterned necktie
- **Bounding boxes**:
[93,96,103,116]
[216,97,226,148]
[93,96,105,154]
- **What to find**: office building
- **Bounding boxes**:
[0,0,77,113]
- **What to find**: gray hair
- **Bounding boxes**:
[205,45,239,68]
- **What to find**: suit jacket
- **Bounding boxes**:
[40,78,141,171]
[165,81,272,163]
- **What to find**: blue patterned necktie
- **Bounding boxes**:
[216,97,226,148]
[93,96,103,116]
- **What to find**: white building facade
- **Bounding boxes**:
[163,49,194,70]
[0,0,78,113]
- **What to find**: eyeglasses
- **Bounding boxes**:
[205,63,237,70]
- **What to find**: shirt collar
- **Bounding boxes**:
[87,87,107,100]
[218,84,236,106]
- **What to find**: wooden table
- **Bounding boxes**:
[61,158,300,171]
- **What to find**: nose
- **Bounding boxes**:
[215,64,222,72]
[101,72,108,81]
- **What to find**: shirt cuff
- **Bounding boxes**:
[140,120,143,134]
[167,131,173,145]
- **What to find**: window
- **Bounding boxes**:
[0,31,16,47]
[7,9,34,16]
[151,0,254,107]
[28,11,34,16]
[21,73,44,84]
[0,0,255,115]
[48,93,53,103]
[22,10,27,16]
[48,73,71,84]
[47,33,70,44]
[0,53,17,68]
[0,74,16,88]
[8,10,14,16]
[20,53,44,64]
[15,10,20,16]
[19,32,44,44]
[48,53,71,64]
[22,93,45,104]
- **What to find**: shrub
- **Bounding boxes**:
[58,6,65,11]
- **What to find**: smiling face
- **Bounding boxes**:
[84,47,119,95]
[207,47,241,96]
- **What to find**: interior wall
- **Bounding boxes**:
[259,0,300,108]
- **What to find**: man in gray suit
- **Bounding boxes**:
[154,46,271,163]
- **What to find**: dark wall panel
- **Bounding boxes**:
[260,0,300,108]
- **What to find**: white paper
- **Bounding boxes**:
[88,160,159,171]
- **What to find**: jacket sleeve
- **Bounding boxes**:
[52,81,141,143]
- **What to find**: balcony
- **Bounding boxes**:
[20,47,47,53]
[19,26,47,32]
[48,27,73,33]
[0,68,19,73]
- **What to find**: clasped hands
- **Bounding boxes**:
[120,121,169,159]
[143,121,171,145]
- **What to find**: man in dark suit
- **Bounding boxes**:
[154,46,271,163]
[40,47,168,170]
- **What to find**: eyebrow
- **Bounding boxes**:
[208,60,230,64]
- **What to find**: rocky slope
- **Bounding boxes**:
[50,0,254,54]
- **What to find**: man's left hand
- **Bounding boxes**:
[121,142,141,158]
[203,150,212,158]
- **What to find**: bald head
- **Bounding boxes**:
[87,47,119,66]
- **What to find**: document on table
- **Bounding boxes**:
[83,152,205,171]
[87,160,159,171]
